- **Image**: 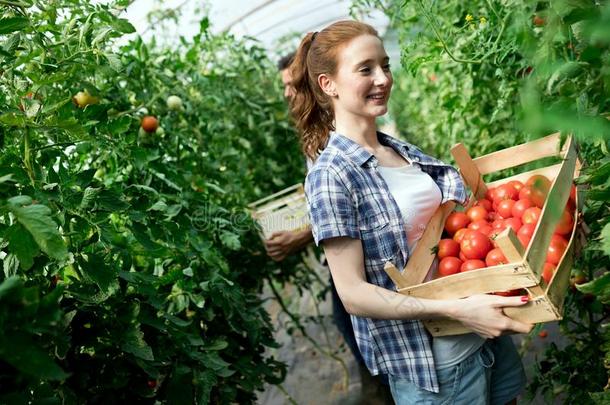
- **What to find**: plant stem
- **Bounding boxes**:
[23,127,35,185]
[416,0,483,65]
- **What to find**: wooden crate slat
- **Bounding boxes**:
[401,201,456,286]
[248,183,304,209]
[425,286,557,337]
[397,264,538,300]
[423,319,471,337]
[494,227,525,263]
[384,262,411,290]
[451,144,488,200]
[473,132,561,175]
[249,183,310,240]
[526,136,577,279]
[504,286,561,324]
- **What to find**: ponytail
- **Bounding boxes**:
[288,21,378,160]
[289,32,333,160]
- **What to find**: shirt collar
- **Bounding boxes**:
[327,131,418,167]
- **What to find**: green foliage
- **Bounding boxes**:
[0,1,307,403]
[355,0,610,402]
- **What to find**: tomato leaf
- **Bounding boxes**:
[0,17,30,35]
[6,223,39,270]
[7,198,67,261]
[0,332,68,380]
[577,272,610,304]
[121,324,154,361]
[77,253,116,292]
[110,18,136,34]
[220,231,241,250]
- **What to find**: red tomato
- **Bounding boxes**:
[522,207,542,225]
[494,184,519,201]
[517,223,536,248]
[511,198,533,219]
[141,115,159,133]
[491,219,505,230]
[527,175,551,208]
[526,174,551,188]
[461,259,487,272]
[438,239,461,259]
[546,237,568,265]
[445,212,470,236]
[496,199,515,219]
[485,187,498,202]
[488,211,500,222]
[519,186,533,201]
[453,228,472,244]
[486,248,508,266]
[475,199,493,212]
[468,220,492,236]
[507,180,525,191]
[554,208,574,235]
[466,206,489,222]
[542,262,556,284]
[459,251,468,262]
[460,230,493,260]
[503,217,522,233]
[438,257,463,277]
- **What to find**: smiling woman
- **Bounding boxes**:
[289,20,533,405]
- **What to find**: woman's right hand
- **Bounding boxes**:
[449,294,533,339]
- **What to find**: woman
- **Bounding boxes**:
[289,20,532,404]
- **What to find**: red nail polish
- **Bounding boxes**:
[521,295,530,303]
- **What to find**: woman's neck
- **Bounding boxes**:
[334,115,380,151]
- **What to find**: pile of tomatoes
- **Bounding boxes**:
[437,174,577,289]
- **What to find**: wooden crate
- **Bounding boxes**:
[248,183,310,240]
[384,133,582,336]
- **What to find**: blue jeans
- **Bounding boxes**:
[389,335,526,405]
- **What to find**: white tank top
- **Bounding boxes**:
[376,164,442,253]
[377,163,484,370]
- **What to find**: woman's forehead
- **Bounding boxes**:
[337,35,387,66]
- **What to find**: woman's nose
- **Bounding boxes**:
[374,68,391,87]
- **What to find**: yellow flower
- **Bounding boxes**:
[465,14,474,23]
[480,16,487,24]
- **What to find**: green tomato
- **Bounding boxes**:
[166,95,183,111]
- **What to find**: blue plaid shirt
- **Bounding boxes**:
[305,132,467,393]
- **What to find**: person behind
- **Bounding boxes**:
[289,20,532,405]
[266,52,392,401]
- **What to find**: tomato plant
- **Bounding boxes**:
[0,2,308,403]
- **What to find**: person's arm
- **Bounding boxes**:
[264,226,314,262]
[323,236,533,339]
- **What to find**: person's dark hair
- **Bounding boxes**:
[277,52,295,71]
[289,20,378,159]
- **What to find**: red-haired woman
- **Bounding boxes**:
[291,20,532,405]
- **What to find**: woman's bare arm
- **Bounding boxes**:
[323,236,533,339]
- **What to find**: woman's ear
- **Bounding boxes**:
[318,74,337,98]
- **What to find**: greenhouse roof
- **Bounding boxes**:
[124,0,393,57]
